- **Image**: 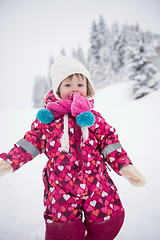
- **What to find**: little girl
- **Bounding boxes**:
[0,56,146,240]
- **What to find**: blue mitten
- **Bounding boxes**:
[36,109,54,124]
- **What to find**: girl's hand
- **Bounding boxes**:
[0,159,13,177]
[120,164,146,187]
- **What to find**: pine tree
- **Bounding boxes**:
[47,55,54,91]
[33,76,48,108]
[98,15,109,48]
[110,22,121,74]
[88,16,113,89]
[124,29,158,99]
[87,20,100,88]
[60,48,66,56]
[89,20,100,64]
[72,45,86,66]
[97,15,113,87]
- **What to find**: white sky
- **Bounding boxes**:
[0,0,160,109]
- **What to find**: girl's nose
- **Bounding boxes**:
[72,86,79,92]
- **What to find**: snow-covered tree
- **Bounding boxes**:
[87,20,100,88]
[124,29,158,99]
[72,45,86,66]
[47,55,54,91]
[97,15,113,87]
[88,20,100,64]
[97,15,109,48]
[110,22,121,74]
[88,15,113,89]
[33,76,48,108]
[60,48,66,56]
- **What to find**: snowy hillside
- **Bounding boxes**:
[0,82,160,240]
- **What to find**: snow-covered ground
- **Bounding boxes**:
[0,82,160,240]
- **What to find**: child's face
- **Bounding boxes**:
[58,74,87,99]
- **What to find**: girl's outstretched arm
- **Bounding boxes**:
[93,111,146,186]
[0,118,46,172]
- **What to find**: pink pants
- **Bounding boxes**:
[44,171,125,239]
[45,211,125,240]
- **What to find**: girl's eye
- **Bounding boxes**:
[78,84,84,87]
[65,84,71,87]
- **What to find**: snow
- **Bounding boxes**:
[0,82,160,239]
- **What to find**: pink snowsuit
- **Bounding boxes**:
[0,91,131,225]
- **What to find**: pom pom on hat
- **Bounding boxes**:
[36,109,54,124]
[76,111,95,127]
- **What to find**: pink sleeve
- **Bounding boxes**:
[93,111,132,175]
[0,119,46,171]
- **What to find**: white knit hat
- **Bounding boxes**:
[49,55,94,152]
[50,55,93,97]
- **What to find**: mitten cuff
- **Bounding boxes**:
[120,164,146,187]
[0,159,13,177]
